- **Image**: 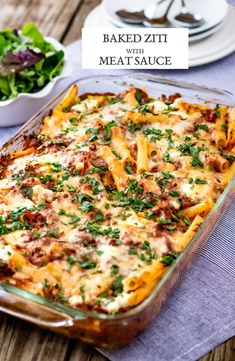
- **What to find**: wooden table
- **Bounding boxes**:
[0,1,234,360]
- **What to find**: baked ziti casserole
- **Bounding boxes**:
[0,85,234,314]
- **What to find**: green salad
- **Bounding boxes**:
[0,23,64,101]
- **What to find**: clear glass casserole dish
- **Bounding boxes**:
[0,73,234,348]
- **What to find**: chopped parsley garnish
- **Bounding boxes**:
[178,142,197,154]
[50,162,63,172]
[96,250,104,256]
[157,172,174,188]
[169,190,180,197]
[59,209,66,215]
[112,275,123,294]
[67,185,76,193]
[165,128,174,148]
[112,150,122,159]
[12,173,21,185]
[77,193,94,203]
[125,161,133,174]
[62,106,70,113]
[86,128,99,142]
[190,149,204,168]
[69,215,80,224]
[80,176,104,194]
[80,201,95,213]
[110,264,119,276]
[104,121,117,142]
[139,241,157,263]
[128,122,143,133]
[220,150,235,161]
[144,128,163,139]
[162,172,175,180]
[0,216,32,235]
[67,256,77,268]
[135,89,142,103]
[111,180,155,213]
[86,165,108,177]
[162,106,174,115]
[163,152,172,163]
[62,173,70,180]
[139,104,149,114]
[92,211,105,223]
[105,96,124,105]
[214,104,221,118]
[128,248,138,255]
[80,286,86,302]
[87,222,120,239]
[140,250,157,263]
[67,255,96,270]
[39,174,53,183]
[93,185,104,195]
[124,180,143,195]
[195,123,209,131]
[10,207,26,221]
[57,293,68,302]
[195,178,208,184]
[69,117,79,124]
[221,123,228,132]
[167,225,176,231]
[37,133,45,142]
[42,278,50,289]
[178,215,192,226]
[159,218,172,225]
[141,240,150,250]
[79,260,96,269]
[161,252,179,266]
[96,292,109,305]
[145,211,153,220]
[178,142,204,168]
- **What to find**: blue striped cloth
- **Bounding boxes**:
[1,41,235,361]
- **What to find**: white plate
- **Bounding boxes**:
[84,4,221,43]
[103,0,228,36]
[189,9,235,66]
[84,5,235,67]
[189,20,224,43]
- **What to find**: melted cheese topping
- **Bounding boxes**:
[0,87,234,314]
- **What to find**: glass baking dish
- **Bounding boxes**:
[0,73,234,348]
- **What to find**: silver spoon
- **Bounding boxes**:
[173,0,204,28]
[143,0,176,27]
[115,0,168,24]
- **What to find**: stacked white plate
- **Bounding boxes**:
[84,0,235,67]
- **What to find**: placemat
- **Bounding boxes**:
[1,40,235,361]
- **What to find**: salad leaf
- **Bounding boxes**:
[0,76,10,96]
[21,22,45,44]
[0,49,44,76]
[0,23,64,101]
[42,50,64,80]
[0,29,21,56]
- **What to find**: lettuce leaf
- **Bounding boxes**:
[21,22,45,44]
[0,49,44,76]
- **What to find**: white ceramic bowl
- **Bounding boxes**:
[0,37,72,127]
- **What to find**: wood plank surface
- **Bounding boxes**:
[0,1,234,360]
